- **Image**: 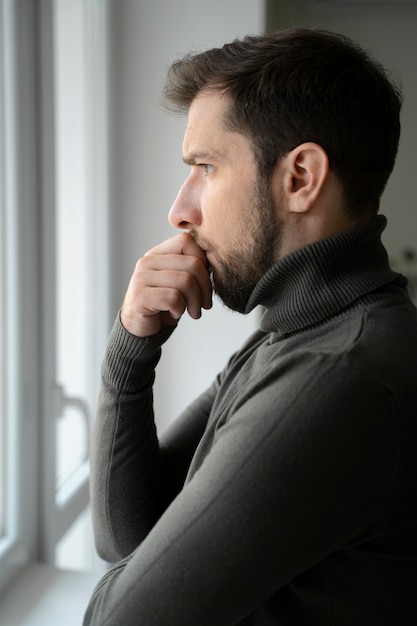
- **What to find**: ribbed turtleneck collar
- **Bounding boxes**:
[245,215,405,336]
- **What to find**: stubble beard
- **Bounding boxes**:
[195,177,282,314]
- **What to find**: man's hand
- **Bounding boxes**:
[120,233,213,337]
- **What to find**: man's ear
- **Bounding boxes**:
[280,143,329,214]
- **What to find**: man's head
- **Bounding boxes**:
[168,91,283,313]
[164,28,402,219]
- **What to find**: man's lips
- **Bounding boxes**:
[189,229,207,250]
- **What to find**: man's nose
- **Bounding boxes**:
[168,176,202,229]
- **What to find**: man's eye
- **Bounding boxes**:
[200,164,213,174]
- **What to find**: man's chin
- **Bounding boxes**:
[213,279,253,315]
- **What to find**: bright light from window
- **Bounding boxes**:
[54,0,91,492]
[51,0,109,572]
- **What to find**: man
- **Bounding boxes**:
[83,28,417,625]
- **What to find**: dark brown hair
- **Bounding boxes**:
[163,28,402,218]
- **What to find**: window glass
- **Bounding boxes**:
[51,0,109,572]
[54,0,93,494]
[55,0,89,488]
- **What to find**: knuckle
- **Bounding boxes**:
[179,270,196,291]
[134,256,146,272]
[134,255,154,278]
[187,255,202,272]
[165,288,184,311]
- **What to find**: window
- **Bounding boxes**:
[0,0,109,595]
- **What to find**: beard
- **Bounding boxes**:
[194,177,283,314]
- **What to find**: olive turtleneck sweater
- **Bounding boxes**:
[84,216,417,625]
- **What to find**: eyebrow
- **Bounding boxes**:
[182,150,224,166]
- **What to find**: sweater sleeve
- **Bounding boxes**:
[90,315,215,563]
[84,349,403,625]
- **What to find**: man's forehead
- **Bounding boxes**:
[185,92,230,134]
[182,123,232,163]
[182,94,243,161]
[188,90,231,117]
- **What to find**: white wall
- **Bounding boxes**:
[108,1,265,431]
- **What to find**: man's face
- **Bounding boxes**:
[168,92,283,313]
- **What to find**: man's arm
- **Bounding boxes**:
[90,317,217,562]
[84,352,401,625]
[89,233,213,561]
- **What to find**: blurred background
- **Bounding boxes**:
[0,0,416,623]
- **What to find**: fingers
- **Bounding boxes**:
[145,232,208,264]
[143,253,212,312]
[121,233,213,337]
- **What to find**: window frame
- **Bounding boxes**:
[0,0,41,593]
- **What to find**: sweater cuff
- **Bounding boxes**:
[102,313,176,393]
